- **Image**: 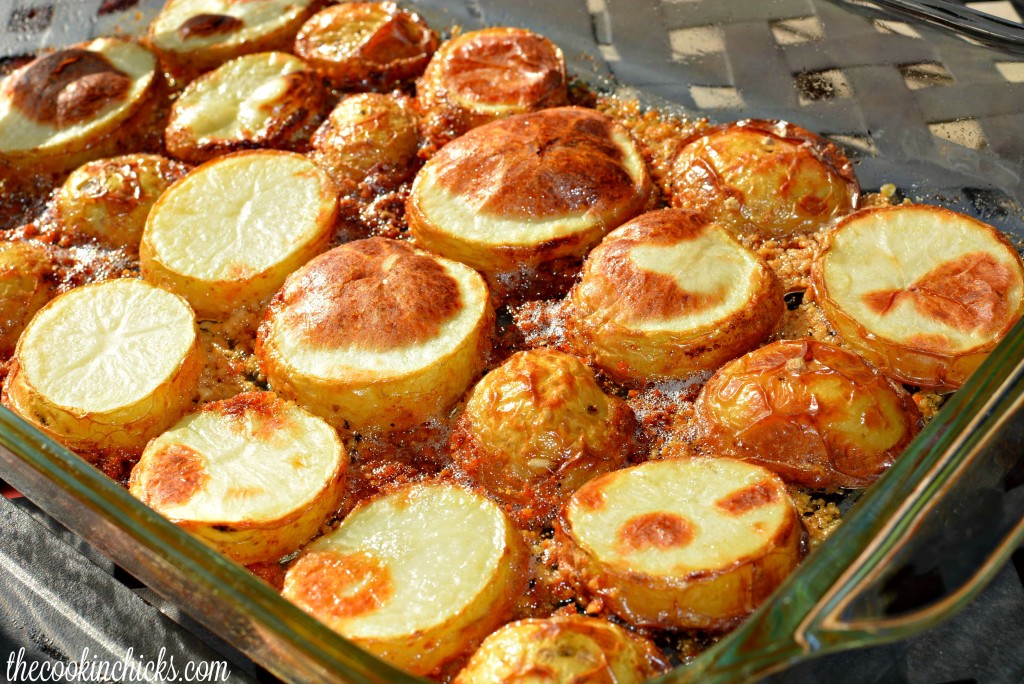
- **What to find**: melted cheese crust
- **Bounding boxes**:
[0,38,156,155]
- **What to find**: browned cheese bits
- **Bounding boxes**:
[669,119,859,238]
[695,339,921,488]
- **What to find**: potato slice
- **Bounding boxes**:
[129,391,346,564]
[455,616,669,684]
[0,242,54,357]
[147,0,317,82]
[2,279,202,455]
[140,150,337,318]
[54,154,189,249]
[570,209,783,382]
[309,92,420,194]
[407,107,653,276]
[695,339,921,488]
[556,458,803,631]
[282,481,528,675]
[257,237,492,432]
[669,120,859,238]
[812,204,1024,389]
[418,27,568,149]
[0,38,159,175]
[294,2,437,89]
[450,348,638,524]
[165,51,326,163]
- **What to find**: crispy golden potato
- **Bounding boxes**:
[450,348,639,524]
[140,150,337,318]
[257,237,493,432]
[130,391,347,564]
[309,92,419,194]
[812,204,1024,389]
[418,27,568,149]
[54,154,189,249]
[0,242,54,357]
[0,39,160,175]
[556,458,802,631]
[569,209,783,383]
[455,616,669,684]
[147,0,318,82]
[165,51,326,163]
[294,2,437,89]
[669,120,859,238]
[282,481,528,676]
[407,107,653,277]
[2,279,202,455]
[695,339,921,488]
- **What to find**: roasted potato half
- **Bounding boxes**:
[418,27,568,148]
[130,391,346,564]
[556,458,802,631]
[54,154,190,249]
[812,204,1024,389]
[140,150,337,318]
[0,242,54,357]
[257,237,493,432]
[147,0,318,82]
[0,38,160,175]
[2,279,202,455]
[695,339,921,488]
[570,209,783,383]
[450,348,639,523]
[455,616,669,684]
[294,2,437,89]
[165,51,326,163]
[669,120,859,238]
[408,107,653,276]
[309,92,420,194]
[282,481,528,675]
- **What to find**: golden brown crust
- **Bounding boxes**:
[272,237,461,352]
[449,348,639,525]
[9,49,132,126]
[131,443,208,508]
[285,549,393,621]
[695,339,921,488]
[418,27,568,149]
[668,119,859,238]
[568,208,783,382]
[294,2,437,89]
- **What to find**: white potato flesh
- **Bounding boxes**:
[141,150,337,318]
[557,458,802,631]
[4,279,201,453]
[283,481,528,675]
[130,391,346,564]
[813,204,1024,389]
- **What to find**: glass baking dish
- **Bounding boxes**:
[2,0,1023,681]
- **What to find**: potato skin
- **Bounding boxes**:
[0,242,54,356]
[450,348,639,524]
[294,2,437,90]
[668,119,859,238]
[695,339,921,488]
[55,154,190,249]
[455,616,669,684]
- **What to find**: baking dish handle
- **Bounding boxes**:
[849,0,1024,54]
[660,315,1024,683]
